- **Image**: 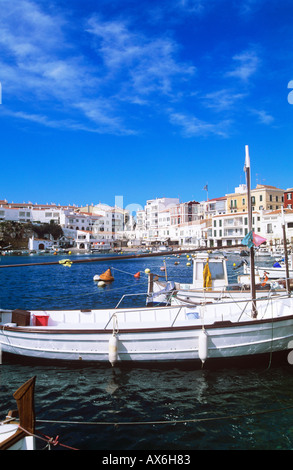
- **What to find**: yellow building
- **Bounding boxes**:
[226,184,284,214]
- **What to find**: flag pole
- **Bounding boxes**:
[245,145,257,318]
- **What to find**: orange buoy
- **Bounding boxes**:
[134,272,140,278]
[99,268,114,282]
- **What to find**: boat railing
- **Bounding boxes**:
[114,292,149,309]
[103,293,187,330]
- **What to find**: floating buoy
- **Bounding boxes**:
[186,262,191,266]
[99,268,114,282]
[68,251,71,255]
[58,259,72,267]
[108,334,118,366]
[134,272,140,278]
[98,281,106,287]
[174,261,179,265]
[93,274,100,281]
[160,266,165,271]
[198,329,208,366]
[145,268,150,274]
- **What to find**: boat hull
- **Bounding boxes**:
[1,304,293,364]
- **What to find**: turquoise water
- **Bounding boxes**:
[1,253,293,451]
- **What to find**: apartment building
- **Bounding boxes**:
[260,209,293,246]
[170,201,200,226]
[226,184,284,214]
[284,188,293,209]
[209,211,262,247]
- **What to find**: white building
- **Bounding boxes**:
[260,209,293,248]
[209,211,262,248]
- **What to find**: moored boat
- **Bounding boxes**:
[0,377,36,450]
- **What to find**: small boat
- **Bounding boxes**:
[244,254,293,279]
[0,377,36,450]
[91,242,111,253]
[147,251,285,307]
[254,248,272,258]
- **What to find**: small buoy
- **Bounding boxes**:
[160,266,165,271]
[233,263,236,267]
[68,251,71,255]
[145,268,150,274]
[93,274,100,281]
[99,268,114,282]
[174,261,179,265]
[186,262,191,266]
[198,329,208,366]
[98,281,106,287]
[108,334,118,366]
[134,272,140,278]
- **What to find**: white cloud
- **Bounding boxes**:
[87,16,196,98]
[0,1,196,135]
[168,111,232,137]
[203,89,247,111]
[250,109,274,125]
[226,50,260,81]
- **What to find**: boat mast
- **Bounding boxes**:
[245,145,257,318]
[281,207,291,296]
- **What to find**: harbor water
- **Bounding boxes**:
[1,252,293,451]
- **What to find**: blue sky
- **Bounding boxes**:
[1,0,293,212]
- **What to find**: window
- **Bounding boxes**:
[260,195,263,202]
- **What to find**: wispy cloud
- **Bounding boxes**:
[0,1,197,135]
[203,89,247,112]
[250,109,274,125]
[168,111,232,137]
[87,15,196,98]
[226,50,260,81]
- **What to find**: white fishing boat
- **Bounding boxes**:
[147,251,286,307]
[0,294,293,366]
[0,146,292,367]
[244,254,293,279]
[254,247,272,258]
[0,377,36,451]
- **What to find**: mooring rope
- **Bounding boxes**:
[36,402,293,427]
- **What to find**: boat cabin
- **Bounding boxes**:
[191,253,228,290]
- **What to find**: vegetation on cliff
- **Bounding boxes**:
[0,221,63,250]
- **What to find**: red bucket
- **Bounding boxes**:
[33,314,49,326]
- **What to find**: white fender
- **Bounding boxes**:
[108,334,118,366]
[198,329,208,365]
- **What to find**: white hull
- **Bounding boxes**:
[256,266,293,279]
[245,265,293,279]
[0,424,35,450]
[1,296,293,365]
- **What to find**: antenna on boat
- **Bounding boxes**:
[244,145,257,318]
